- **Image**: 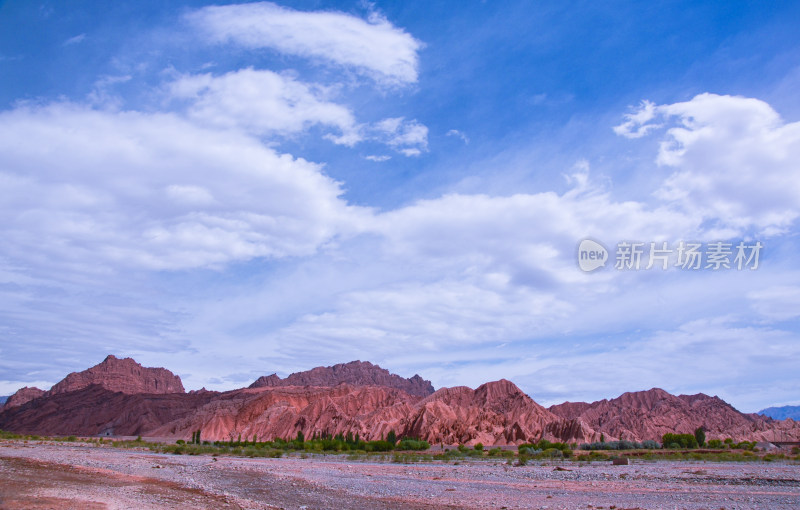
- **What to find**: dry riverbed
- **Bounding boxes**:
[1,440,799,509]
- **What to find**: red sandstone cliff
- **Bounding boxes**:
[48,355,184,395]
[549,388,800,442]
[3,387,46,410]
[2,358,799,445]
[249,361,434,397]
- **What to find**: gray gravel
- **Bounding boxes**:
[1,440,799,509]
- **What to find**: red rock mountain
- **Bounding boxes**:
[2,358,799,445]
[48,355,184,395]
[249,361,434,397]
[549,388,798,443]
[1,355,183,411]
[3,387,46,410]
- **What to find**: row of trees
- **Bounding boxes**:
[182,428,430,452]
[185,427,754,452]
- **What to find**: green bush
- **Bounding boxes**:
[580,440,659,450]
[707,439,723,449]
[543,447,563,458]
[364,440,394,452]
[396,439,430,451]
[519,440,571,453]
[474,442,484,451]
[661,433,698,449]
[487,447,502,457]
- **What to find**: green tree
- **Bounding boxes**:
[474,442,484,451]
[296,430,305,443]
[694,427,705,447]
[661,433,698,449]
[386,429,396,445]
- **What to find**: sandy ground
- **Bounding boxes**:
[1,441,799,509]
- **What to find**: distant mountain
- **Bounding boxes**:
[759,405,800,421]
[3,387,46,409]
[249,360,435,397]
[549,388,798,443]
[1,355,184,411]
[0,396,7,405]
[2,357,800,445]
[49,355,184,396]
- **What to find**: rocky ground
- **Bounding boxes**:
[1,440,799,509]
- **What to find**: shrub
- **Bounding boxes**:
[176,439,185,445]
[519,440,570,453]
[474,443,484,451]
[543,448,563,458]
[579,440,659,451]
[364,440,394,452]
[396,439,430,451]
[487,447,502,456]
[661,433,698,449]
[707,439,723,449]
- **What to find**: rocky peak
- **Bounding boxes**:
[48,355,184,395]
[248,360,435,396]
[3,387,46,409]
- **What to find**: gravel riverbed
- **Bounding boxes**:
[1,440,798,509]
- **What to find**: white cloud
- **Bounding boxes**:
[0,103,369,272]
[372,117,428,156]
[446,129,470,144]
[169,68,361,144]
[365,155,391,162]
[616,93,800,237]
[186,2,422,86]
[613,100,660,139]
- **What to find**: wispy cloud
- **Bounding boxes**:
[446,129,469,144]
[372,117,428,156]
[63,33,86,46]
[186,2,422,86]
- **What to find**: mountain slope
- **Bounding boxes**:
[550,388,799,442]
[2,358,799,445]
[249,360,434,397]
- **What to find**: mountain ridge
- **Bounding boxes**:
[2,356,799,445]
[759,405,800,421]
[248,360,435,397]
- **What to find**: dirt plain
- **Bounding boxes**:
[1,440,799,509]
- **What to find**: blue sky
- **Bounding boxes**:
[2,1,800,412]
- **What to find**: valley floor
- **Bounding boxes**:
[1,441,799,509]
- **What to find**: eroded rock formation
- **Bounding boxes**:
[2,358,799,445]
[249,361,434,397]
